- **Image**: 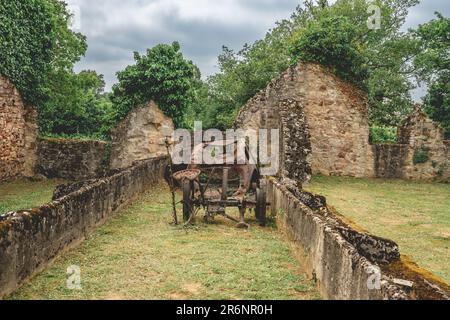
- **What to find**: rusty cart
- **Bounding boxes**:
[172,139,268,228]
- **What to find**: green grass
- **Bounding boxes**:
[8,184,320,300]
[304,175,450,284]
[0,179,64,213]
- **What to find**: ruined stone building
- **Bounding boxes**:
[235,62,449,183]
[235,62,375,181]
[0,77,38,181]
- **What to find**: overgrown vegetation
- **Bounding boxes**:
[369,126,398,144]
[305,175,450,283]
[0,0,114,139]
[201,1,448,131]
[39,70,115,139]
[413,146,430,164]
[111,42,201,128]
[0,0,86,107]
[414,13,450,140]
[203,0,423,129]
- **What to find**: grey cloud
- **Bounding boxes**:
[69,0,449,92]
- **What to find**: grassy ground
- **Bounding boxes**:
[8,184,320,300]
[304,175,450,284]
[0,179,64,213]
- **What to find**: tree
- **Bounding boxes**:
[39,70,114,138]
[424,72,450,139]
[0,0,87,107]
[412,13,450,84]
[289,16,368,87]
[413,13,450,137]
[111,42,199,128]
[289,0,420,126]
[205,0,421,129]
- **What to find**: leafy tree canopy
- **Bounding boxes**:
[414,13,450,137]
[111,42,199,128]
[39,70,114,139]
[205,0,422,129]
[0,0,87,107]
[412,13,450,84]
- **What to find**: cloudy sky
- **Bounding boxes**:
[67,0,449,99]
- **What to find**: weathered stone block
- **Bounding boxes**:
[110,101,174,170]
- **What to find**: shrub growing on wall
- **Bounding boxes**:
[111,42,199,128]
[413,146,430,165]
[289,16,368,88]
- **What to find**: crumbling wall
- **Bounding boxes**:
[110,101,174,170]
[0,156,168,298]
[36,138,108,181]
[373,109,449,181]
[0,77,38,181]
[399,109,449,181]
[373,144,409,179]
[278,99,312,183]
[268,178,450,300]
[235,62,375,181]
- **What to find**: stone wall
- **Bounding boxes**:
[110,101,174,170]
[0,156,168,298]
[0,77,38,181]
[235,62,375,182]
[268,178,450,300]
[36,137,108,181]
[373,109,449,181]
[373,144,409,179]
[278,99,312,184]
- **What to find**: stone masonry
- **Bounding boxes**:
[110,101,174,170]
[373,108,449,181]
[0,77,38,181]
[235,62,375,181]
[36,137,108,180]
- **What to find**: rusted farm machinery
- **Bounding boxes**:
[172,140,268,228]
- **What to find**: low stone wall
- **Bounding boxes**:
[0,156,168,298]
[36,137,108,181]
[268,178,450,300]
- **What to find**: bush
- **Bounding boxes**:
[369,126,398,144]
[111,42,199,128]
[289,16,368,88]
[413,146,430,165]
[445,131,450,140]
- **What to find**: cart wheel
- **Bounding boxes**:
[183,181,193,222]
[255,187,267,226]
